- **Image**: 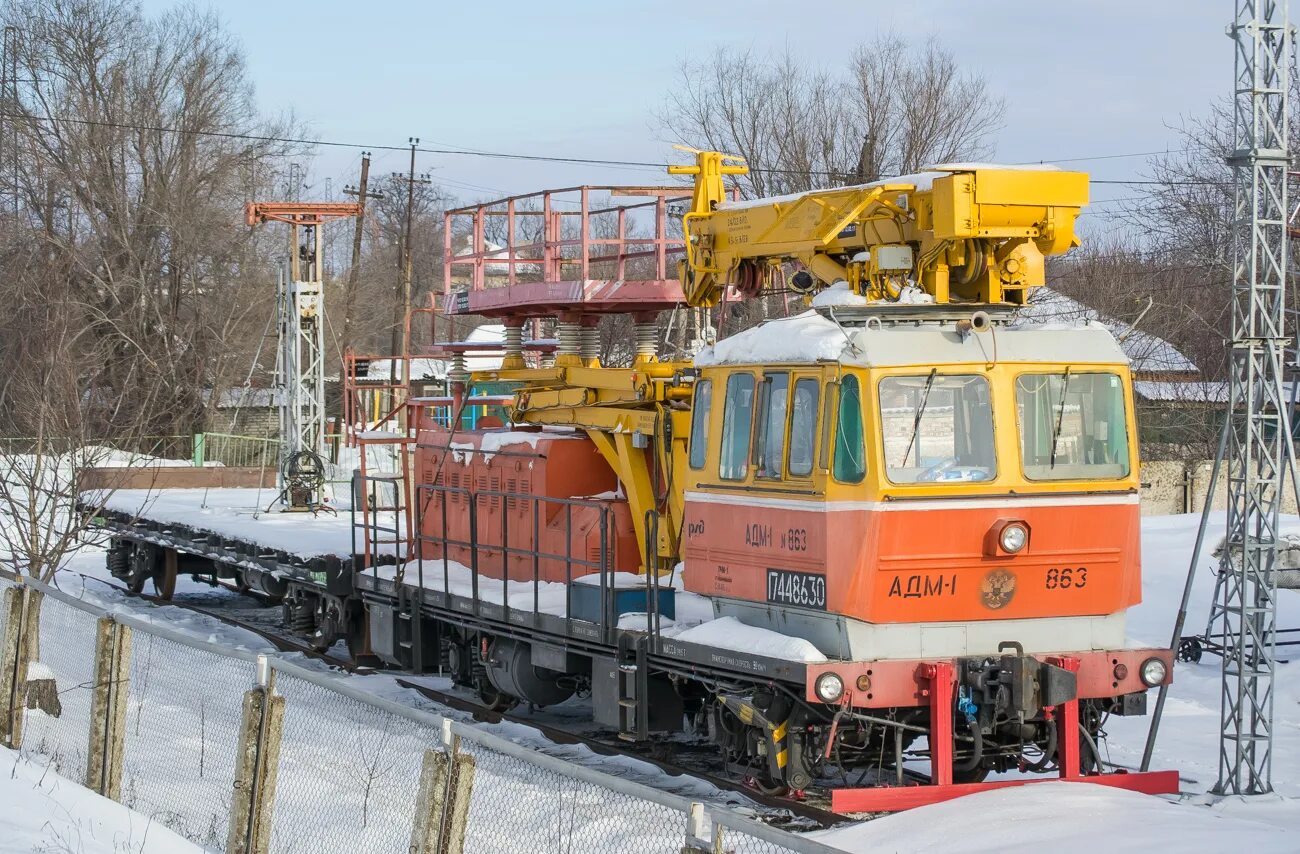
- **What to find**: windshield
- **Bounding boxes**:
[1016,372,1130,480]
[879,374,996,483]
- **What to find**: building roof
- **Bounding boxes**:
[1014,288,1198,375]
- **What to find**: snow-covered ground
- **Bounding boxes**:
[13,506,1300,852]
[0,745,207,853]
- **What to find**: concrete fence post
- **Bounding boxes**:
[226,663,285,854]
[0,586,26,748]
[86,618,132,798]
[409,749,452,854]
[442,751,476,854]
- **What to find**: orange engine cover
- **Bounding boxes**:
[414,426,641,582]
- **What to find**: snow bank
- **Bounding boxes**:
[814,782,1298,853]
[694,311,849,366]
[0,747,207,853]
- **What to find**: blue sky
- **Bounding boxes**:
[140,0,1226,222]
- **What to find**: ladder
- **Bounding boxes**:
[616,633,649,742]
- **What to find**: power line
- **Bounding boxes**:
[0,109,1232,187]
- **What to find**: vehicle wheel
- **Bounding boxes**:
[151,549,177,600]
[477,680,518,713]
[126,544,157,594]
[1176,637,1203,663]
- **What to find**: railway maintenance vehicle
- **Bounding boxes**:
[90,150,1178,811]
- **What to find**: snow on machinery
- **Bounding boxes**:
[399,151,1178,808]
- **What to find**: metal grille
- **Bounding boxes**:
[118,631,255,851]
[20,595,98,784]
[456,738,685,854]
[268,669,441,854]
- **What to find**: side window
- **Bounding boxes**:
[755,373,789,479]
[819,383,836,471]
[688,379,712,470]
[833,375,866,483]
[719,373,756,480]
[788,378,819,477]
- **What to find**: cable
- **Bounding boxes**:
[0,109,1233,187]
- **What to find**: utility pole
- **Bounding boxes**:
[3,26,20,224]
[341,152,384,356]
[1213,0,1292,796]
[390,137,432,382]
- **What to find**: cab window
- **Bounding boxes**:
[832,375,866,483]
[754,373,789,479]
[688,379,711,470]
[1016,372,1130,480]
[719,373,755,480]
[879,373,995,484]
[788,378,819,477]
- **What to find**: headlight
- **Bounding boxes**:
[815,672,845,703]
[1139,657,1168,687]
[999,523,1028,553]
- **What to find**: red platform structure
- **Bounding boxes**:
[442,186,691,318]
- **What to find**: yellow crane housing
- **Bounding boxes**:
[671,150,1089,307]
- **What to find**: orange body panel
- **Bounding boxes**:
[415,427,641,582]
[681,495,1141,623]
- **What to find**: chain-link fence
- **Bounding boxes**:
[455,729,687,853]
[119,628,258,851]
[268,664,444,854]
[0,575,843,854]
[19,592,100,784]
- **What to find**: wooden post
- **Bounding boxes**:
[4,587,38,749]
[86,618,132,798]
[0,586,24,747]
[226,685,285,854]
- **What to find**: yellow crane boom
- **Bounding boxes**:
[670,150,1089,307]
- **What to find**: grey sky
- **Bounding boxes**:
[143,0,1226,222]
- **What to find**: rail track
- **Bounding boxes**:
[72,570,849,830]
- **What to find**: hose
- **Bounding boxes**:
[1024,718,1057,773]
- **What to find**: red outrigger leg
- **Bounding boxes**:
[831,657,1180,813]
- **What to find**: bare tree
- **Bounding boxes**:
[0,0,299,440]
[658,35,1005,198]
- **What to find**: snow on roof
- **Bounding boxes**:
[211,388,282,409]
[1134,380,1300,404]
[365,357,448,381]
[695,311,848,366]
[450,235,540,275]
[694,309,1126,369]
[1014,288,1198,375]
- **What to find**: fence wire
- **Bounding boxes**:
[118,630,256,852]
[268,669,442,854]
[0,578,837,854]
[20,594,99,785]
[456,736,686,854]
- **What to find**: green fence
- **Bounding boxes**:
[195,433,279,468]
